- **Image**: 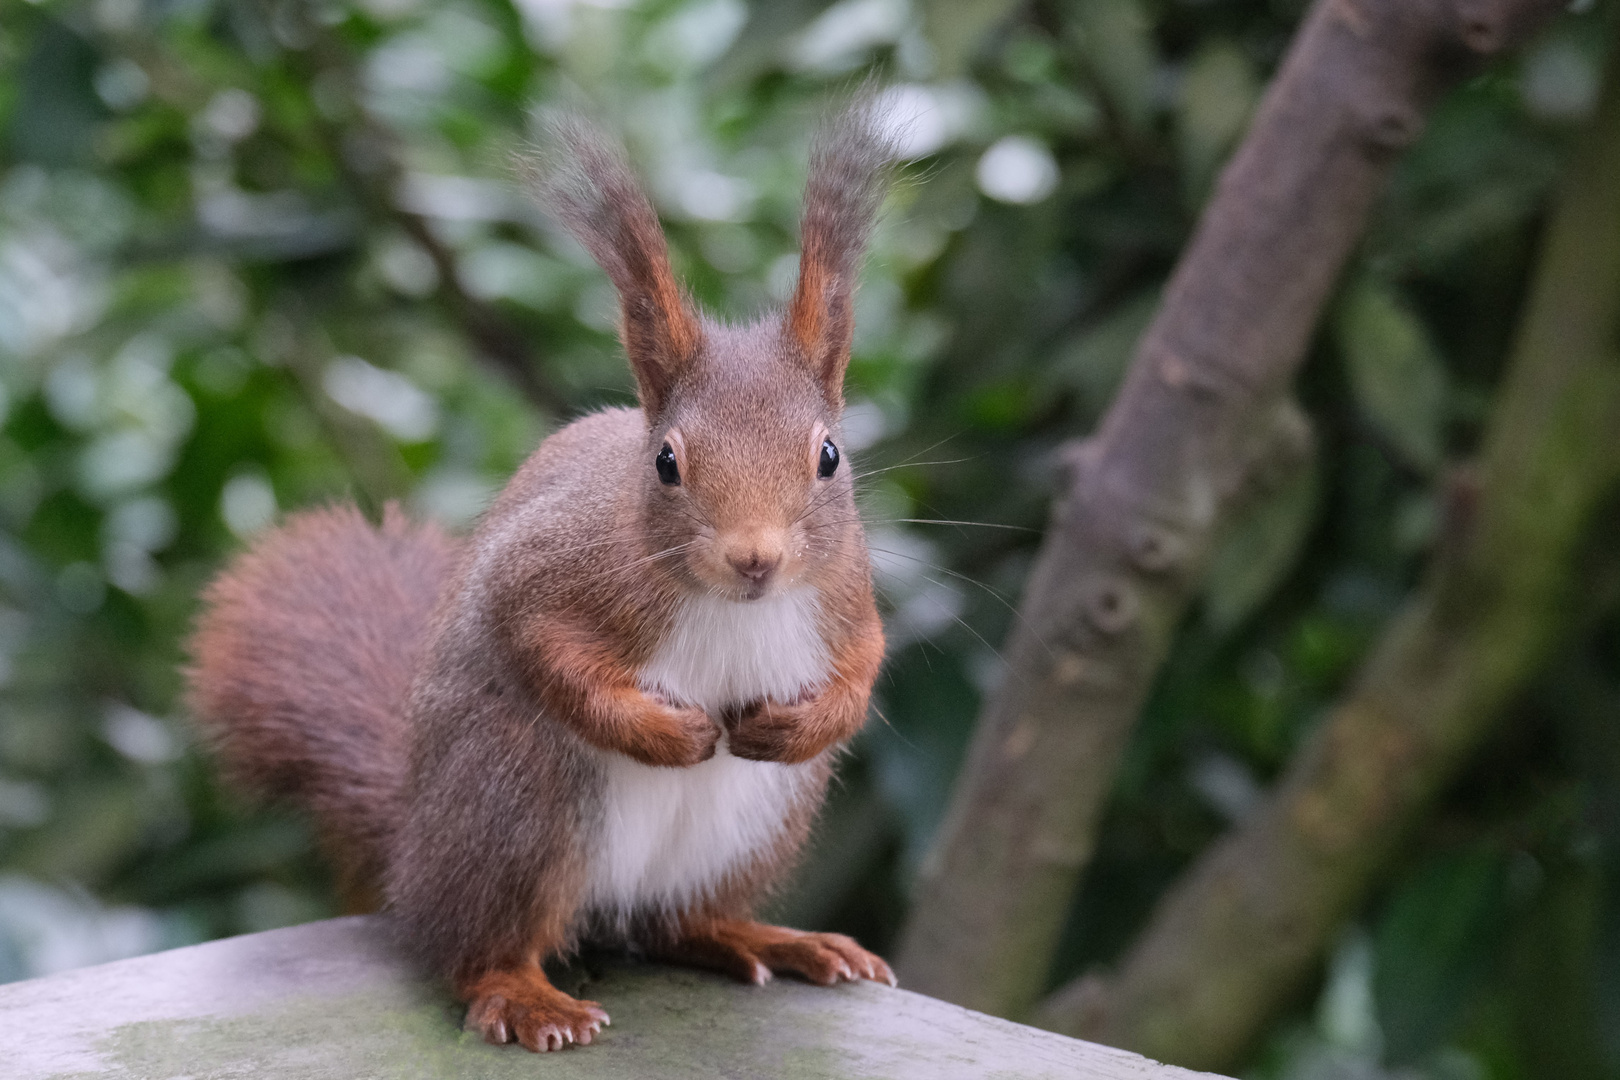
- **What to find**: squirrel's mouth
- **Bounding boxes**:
[734,578,772,602]
[690,568,774,603]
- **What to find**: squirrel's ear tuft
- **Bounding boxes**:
[787,93,899,409]
[522,115,699,417]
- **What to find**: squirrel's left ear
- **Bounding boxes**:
[786,97,897,410]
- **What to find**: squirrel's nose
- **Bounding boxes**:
[728,550,781,583]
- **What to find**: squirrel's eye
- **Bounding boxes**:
[817,438,839,479]
[655,443,680,486]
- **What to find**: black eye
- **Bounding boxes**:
[817,438,839,479]
[655,443,680,485]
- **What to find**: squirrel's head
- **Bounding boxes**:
[535,101,895,601]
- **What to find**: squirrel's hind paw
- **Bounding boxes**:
[660,920,897,989]
[758,930,897,988]
[461,969,610,1052]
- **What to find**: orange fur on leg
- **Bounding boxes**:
[727,611,884,764]
[458,964,610,1052]
[655,917,895,988]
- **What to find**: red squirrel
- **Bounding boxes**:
[186,101,896,1052]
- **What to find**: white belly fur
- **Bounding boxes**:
[586,587,830,918]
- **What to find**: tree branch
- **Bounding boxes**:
[893,0,1566,1019]
[1038,22,1620,1068]
[297,22,570,417]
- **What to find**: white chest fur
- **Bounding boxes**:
[586,588,831,917]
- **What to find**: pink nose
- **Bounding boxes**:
[728,551,781,583]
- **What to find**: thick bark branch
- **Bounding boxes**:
[894,0,1566,1019]
[1038,27,1620,1069]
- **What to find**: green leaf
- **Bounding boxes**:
[1176,40,1260,204]
[864,643,981,871]
[1066,0,1160,137]
[8,19,105,168]
[1335,276,1450,473]
[1042,288,1160,420]
[918,0,1025,78]
[1374,849,1510,1064]
[1204,456,1318,632]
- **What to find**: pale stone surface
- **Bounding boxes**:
[0,916,1227,1079]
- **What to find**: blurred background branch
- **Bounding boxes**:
[1041,19,1620,1065]
[893,0,1567,1020]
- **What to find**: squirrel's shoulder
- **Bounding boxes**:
[488,405,645,511]
[540,406,646,461]
[462,406,646,584]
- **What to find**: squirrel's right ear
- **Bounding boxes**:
[525,117,699,417]
[787,96,897,410]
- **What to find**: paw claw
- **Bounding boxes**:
[462,973,608,1054]
[663,923,894,992]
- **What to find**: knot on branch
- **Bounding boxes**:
[1085,578,1140,635]
[1431,463,1490,620]
[1357,102,1426,152]
[1049,649,1120,692]
[1158,352,1228,402]
[1058,438,1100,486]
[1451,0,1512,54]
[1128,524,1188,575]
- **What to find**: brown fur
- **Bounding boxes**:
[651,916,895,988]
[187,99,897,1051]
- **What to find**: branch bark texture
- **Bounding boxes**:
[1039,28,1620,1069]
[894,0,1566,1019]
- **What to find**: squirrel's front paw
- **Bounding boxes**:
[623,698,720,768]
[727,699,834,764]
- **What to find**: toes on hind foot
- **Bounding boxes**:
[466,993,610,1053]
[765,932,897,988]
[830,937,897,987]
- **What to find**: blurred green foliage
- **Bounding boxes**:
[0,0,1616,1076]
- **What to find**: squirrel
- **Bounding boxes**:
[186,100,897,1053]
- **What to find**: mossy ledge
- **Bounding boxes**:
[0,916,1225,1079]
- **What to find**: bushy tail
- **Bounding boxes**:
[187,504,458,908]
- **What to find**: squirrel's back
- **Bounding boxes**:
[187,503,459,908]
